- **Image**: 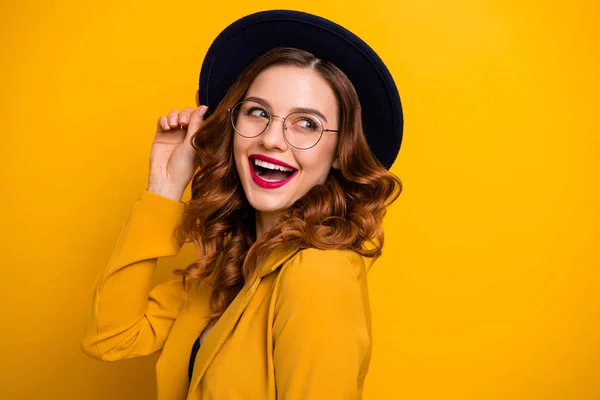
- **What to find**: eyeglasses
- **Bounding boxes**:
[227,100,339,150]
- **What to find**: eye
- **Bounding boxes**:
[245,107,269,119]
[294,116,320,132]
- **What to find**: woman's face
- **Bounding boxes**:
[233,65,340,216]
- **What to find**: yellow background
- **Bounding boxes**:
[1,0,598,398]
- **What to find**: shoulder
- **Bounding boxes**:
[287,247,365,276]
[271,248,371,332]
[275,248,367,299]
[288,248,364,277]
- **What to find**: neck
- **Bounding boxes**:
[255,209,285,238]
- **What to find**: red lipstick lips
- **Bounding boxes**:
[248,154,298,189]
[250,154,295,169]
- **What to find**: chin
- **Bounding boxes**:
[246,194,291,214]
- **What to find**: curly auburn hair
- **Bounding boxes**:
[174,47,402,324]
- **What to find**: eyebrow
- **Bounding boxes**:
[244,96,330,123]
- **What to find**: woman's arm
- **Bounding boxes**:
[272,248,372,399]
[81,190,187,361]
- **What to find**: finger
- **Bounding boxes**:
[178,107,195,126]
[183,105,209,152]
[157,116,170,131]
[167,109,180,127]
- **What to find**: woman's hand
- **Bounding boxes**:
[147,105,209,201]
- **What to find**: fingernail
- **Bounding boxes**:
[198,105,209,117]
[181,115,188,123]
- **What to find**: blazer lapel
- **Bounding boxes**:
[187,243,301,397]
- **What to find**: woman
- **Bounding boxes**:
[82,10,403,400]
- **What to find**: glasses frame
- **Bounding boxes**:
[227,99,339,150]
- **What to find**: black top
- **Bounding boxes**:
[188,335,201,381]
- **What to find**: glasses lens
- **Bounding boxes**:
[285,113,324,149]
[231,101,269,138]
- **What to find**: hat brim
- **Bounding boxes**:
[198,9,403,169]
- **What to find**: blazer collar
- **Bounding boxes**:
[187,243,301,397]
[258,242,302,277]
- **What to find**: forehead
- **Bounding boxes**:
[245,65,338,117]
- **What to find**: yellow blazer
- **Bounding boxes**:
[81,190,372,399]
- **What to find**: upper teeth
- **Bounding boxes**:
[253,158,294,172]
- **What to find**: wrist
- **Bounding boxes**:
[146,184,184,202]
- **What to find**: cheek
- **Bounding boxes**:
[232,136,247,177]
[298,142,338,178]
[233,134,241,155]
[233,135,247,163]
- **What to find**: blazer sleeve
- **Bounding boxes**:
[272,248,372,400]
[81,190,187,361]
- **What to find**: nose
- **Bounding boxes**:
[258,115,289,151]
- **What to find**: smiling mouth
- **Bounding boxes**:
[248,156,298,188]
[252,158,295,180]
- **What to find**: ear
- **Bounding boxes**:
[332,157,340,170]
[195,90,200,107]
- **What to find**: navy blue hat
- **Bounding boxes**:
[198,9,403,170]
